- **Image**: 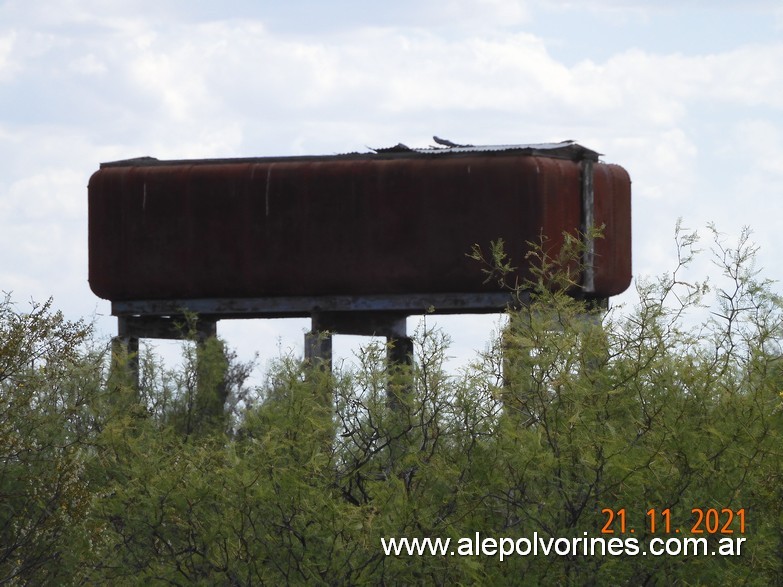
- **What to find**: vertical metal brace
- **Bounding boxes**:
[581,159,596,294]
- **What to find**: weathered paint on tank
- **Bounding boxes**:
[88,147,631,303]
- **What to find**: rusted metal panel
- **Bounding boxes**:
[88,147,631,305]
[592,163,632,296]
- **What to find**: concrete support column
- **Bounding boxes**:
[111,329,140,390]
[304,312,333,371]
[387,335,414,368]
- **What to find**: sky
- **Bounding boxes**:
[1,0,782,380]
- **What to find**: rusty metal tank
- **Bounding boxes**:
[88,142,631,305]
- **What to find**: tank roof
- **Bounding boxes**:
[100,140,600,168]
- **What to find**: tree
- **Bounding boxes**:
[0,295,99,584]
[1,222,781,584]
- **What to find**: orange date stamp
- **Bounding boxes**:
[600,508,746,535]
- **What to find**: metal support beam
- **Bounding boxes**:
[303,311,414,380]
[310,311,408,338]
[109,295,526,390]
[115,315,218,389]
[118,315,217,341]
[581,158,596,294]
[111,291,522,319]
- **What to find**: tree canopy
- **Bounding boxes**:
[0,223,781,585]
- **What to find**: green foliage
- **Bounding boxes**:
[1,223,782,584]
[0,296,98,584]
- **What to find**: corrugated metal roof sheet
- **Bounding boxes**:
[373,139,601,161]
[102,140,601,168]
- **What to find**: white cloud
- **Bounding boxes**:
[1,2,783,378]
[4,9,774,159]
[545,0,780,13]
[68,53,107,75]
[0,32,18,81]
[2,169,85,222]
[423,0,531,29]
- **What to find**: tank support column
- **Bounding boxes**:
[114,315,219,388]
[111,330,140,390]
[304,315,333,370]
[304,311,413,372]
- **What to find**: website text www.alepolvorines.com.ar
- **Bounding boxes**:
[381,532,747,561]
